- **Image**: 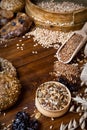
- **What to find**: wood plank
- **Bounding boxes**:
[0,36,86,130]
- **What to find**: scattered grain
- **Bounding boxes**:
[50,125,53,129]
[3,113,6,116]
[26,27,73,48]
[16,42,25,50]
[51,117,54,121]
[23,106,28,110]
[22,36,25,39]
[19,39,22,42]
[35,112,41,119]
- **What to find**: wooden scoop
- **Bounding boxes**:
[56,22,87,64]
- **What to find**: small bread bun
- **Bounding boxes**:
[0,57,16,77]
[0,73,21,111]
[35,81,71,118]
[0,0,25,13]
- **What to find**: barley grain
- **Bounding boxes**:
[26,27,73,49]
[37,1,84,13]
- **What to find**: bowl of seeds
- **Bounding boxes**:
[35,81,71,118]
[25,0,87,32]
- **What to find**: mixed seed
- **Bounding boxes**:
[58,33,83,63]
[37,82,70,111]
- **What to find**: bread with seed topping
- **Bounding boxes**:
[0,57,16,77]
[0,73,21,111]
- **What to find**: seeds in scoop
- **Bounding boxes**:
[58,34,83,63]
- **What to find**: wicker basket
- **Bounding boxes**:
[25,0,87,32]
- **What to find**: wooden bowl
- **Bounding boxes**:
[35,81,71,118]
[25,0,87,32]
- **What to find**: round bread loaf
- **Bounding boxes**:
[0,57,16,77]
[0,0,25,13]
[0,73,21,111]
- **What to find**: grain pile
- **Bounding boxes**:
[26,27,73,48]
[53,61,81,91]
[37,1,84,12]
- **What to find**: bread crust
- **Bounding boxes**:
[0,73,21,111]
[0,13,32,39]
[0,57,16,77]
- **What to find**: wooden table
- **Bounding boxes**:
[0,36,86,130]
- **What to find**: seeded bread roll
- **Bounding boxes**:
[0,73,21,111]
[0,0,25,13]
[0,57,16,77]
[0,12,32,39]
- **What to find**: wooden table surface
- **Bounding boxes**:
[0,35,86,130]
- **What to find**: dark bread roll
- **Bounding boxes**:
[0,12,32,39]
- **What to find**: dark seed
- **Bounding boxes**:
[58,77,78,92]
[1,29,6,32]
[0,62,3,72]
[11,22,16,26]
[18,18,25,24]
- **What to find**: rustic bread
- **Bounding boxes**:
[0,57,16,77]
[0,73,21,111]
[0,13,32,39]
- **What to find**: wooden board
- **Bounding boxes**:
[0,36,86,130]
